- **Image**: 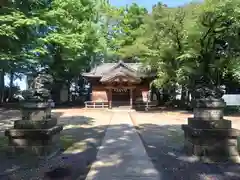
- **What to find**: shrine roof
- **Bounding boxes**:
[83,60,154,78]
[100,66,141,83]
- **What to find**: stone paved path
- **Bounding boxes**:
[85,112,160,180]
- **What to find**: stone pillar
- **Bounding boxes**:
[130,88,133,108]
[109,88,112,109]
[182,98,240,163]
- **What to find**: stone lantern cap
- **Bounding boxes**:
[192,98,226,108]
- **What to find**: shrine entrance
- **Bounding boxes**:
[83,60,154,109]
[111,88,130,107]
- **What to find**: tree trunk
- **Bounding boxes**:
[0,69,5,103]
[8,70,14,101]
[155,89,162,106]
[150,85,162,106]
[180,85,187,104]
[162,88,170,103]
[67,83,71,102]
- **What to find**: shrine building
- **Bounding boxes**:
[83,60,155,109]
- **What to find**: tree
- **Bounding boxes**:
[130,3,194,103]
[0,0,47,103]
[182,0,240,99]
[130,0,240,105]
[99,3,148,62]
[32,0,103,102]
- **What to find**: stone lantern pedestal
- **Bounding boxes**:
[5,100,63,157]
[182,98,240,163]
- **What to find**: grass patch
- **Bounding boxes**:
[64,142,88,154]
[0,136,8,152]
[238,137,240,152]
[60,135,76,150]
[60,135,88,153]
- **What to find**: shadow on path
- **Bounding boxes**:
[0,110,240,180]
[136,123,240,180]
[0,113,108,180]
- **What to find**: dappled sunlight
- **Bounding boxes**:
[132,122,240,179]
[176,155,200,163]
[63,124,82,130]
[238,137,240,150]
[0,109,20,121]
[118,136,132,141]
[0,109,113,179]
[129,111,240,179]
[224,171,240,178]
[0,109,239,179]
[84,111,161,179]
[86,155,123,179]
[92,157,122,168]
[143,168,160,175]
[60,125,109,152]
[0,109,20,135]
[64,141,88,154]
[0,120,14,135]
[105,139,116,144]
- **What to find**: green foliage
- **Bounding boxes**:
[100,2,148,61]
[129,0,240,92]
[1,0,240,103]
[29,0,105,87]
[0,0,47,73]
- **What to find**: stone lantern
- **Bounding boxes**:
[182,83,240,163]
[5,73,63,157]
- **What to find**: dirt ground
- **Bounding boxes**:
[0,108,113,180]
[0,108,240,180]
[130,110,240,129]
[130,110,240,180]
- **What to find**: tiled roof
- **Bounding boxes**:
[83,61,142,77]
[100,66,141,82]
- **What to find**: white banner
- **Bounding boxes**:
[142,91,148,102]
[222,94,240,106]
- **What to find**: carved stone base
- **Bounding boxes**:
[182,124,240,163]
[5,125,63,157]
[20,101,52,120]
[187,118,232,129]
[13,117,57,129]
[192,98,226,120]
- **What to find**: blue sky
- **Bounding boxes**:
[109,0,196,9]
[10,0,195,90]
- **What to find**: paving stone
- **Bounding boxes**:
[86,112,160,180]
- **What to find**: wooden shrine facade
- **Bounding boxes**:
[83,60,155,109]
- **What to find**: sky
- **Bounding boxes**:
[9,0,195,90]
[109,0,196,9]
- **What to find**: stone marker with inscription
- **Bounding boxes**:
[182,83,240,163]
[5,74,63,157]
